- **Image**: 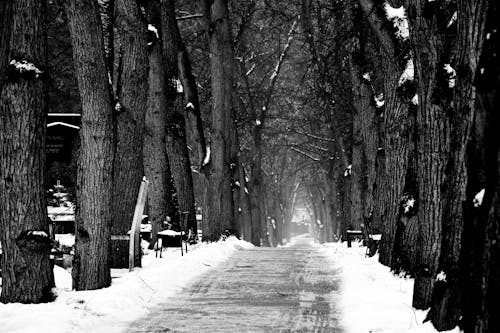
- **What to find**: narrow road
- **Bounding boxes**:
[128,236,343,332]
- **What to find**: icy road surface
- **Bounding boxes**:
[128,236,343,332]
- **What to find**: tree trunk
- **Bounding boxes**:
[406,0,449,309]
[110,0,148,268]
[428,0,489,329]
[237,162,253,241]
[347,22,378,236]
[460,5,499,330]
[0,0,54,303]
[66,0,114,290]
[160,0,198,234]
[392,135,419,275]
[249,170,263,245]
[0,1,13,91]
[143,39,176,250]
[357,0,413,271]
[201,0,236,241]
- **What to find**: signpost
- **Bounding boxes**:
[129,177,149,271]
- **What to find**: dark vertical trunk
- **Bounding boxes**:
[377,69,412,268]
[284,182,299,242]
[0,0,54,303]
[201,0,236,241]
[357,0,413,271]
[165,106,196,232]
[160,0,197,234]
[347,20,378,237]
[66,0,114,290]
[109,0,148,268]
[177,50,208,167]
[237,162,253,241]
[408,0,448,309]
[0,1,13,91]
[98,0,114,73]
[143,38,176,249]
[392,133,419,275]
[428,0,489,329]
[250,140,266,245]
[461,4,498,330]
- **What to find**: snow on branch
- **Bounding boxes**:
[176,14,203,21]
[269,20,298,82]
[308,144,329,152]
[245,63,256,77]
[291,129,336,142]
[290,147,320,162]
[259,19,298,125]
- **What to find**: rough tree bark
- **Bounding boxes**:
[160,0,198,234]
[358,0,413,270]
[460,4,499,331]
[405,0,453,309]
[109,0,148,268]
[0,1,13,91]
[0,0,54,303]
[66,0,114,290]
[201,0,237,241]
[345,6,378,237]
[427,0,489,329]
[143,25,178,249]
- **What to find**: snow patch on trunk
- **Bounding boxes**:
[383,2,410,40]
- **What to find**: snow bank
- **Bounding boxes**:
[0,237,253,333]
[319,242,461,333]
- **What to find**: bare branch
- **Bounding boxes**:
[290,147,321,162]
[259,18,299,126]
[176,14,203,21]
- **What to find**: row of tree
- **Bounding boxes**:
[1,1,499,332]
[280,0,499,332]
[0,0,298,302]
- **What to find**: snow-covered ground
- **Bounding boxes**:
[320,241,460,333]
[0,237,254,333]
[1,236,461,333]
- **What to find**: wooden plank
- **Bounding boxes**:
[129,177,149,271]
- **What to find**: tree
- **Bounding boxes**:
[302,0,353,242]
[0,1,13,92]
[66,0,115,290]
[143,1,179,250]
[0,0,55,303]
[159,0,199,234]
[459,3,499,331]
[357,0,414,270]
[200,0,237,240]
[423,0,489,329]
[109,0,149,268]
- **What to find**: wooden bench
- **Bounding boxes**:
[155,230,187,258]
[346,229,381,257]
[346,230,364,248]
